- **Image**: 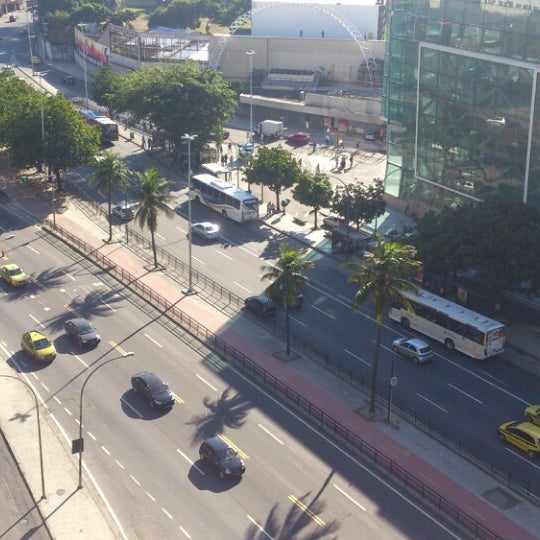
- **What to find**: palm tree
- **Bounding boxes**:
[261,243,314,355]
[88,152,130,242]
[348,238,421,414]
[131,167,175,268]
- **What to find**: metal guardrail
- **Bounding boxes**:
[43,219,502,540]
[62,180,540,505]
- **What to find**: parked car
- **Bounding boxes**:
[64,318,100,348]
[244,295,276,316]
[112,204,136,221]
[0,264,28,287]
[322,215,346,229]
[191,222,220,240]
[498,420,540,458]
[31,56,41,65]
[62,75,75,86]
[199,437,245,480]
[21,330,56,362]
[131,372,174,410]
[525,405,540,426]
[364,129,376,141]
[392,337,433,363]
[287,132,311,145]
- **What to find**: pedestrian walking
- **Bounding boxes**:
[267,202,272,215]
[349,154,353,168]
[312,141,317,153]
[228,142,232,152]
[325,134,330,146]
[147,136,153,150]
[298,158,303,167]
[141,134,146,148]
[340,156,346,171]
[315,163,320,174]
[229,155,233,165]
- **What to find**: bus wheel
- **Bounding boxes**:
[400,317,410,329]
[445,338,454,350]
[222,210,227,217]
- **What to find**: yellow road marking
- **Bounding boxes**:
[217,434,249,460]
[172,393,184,404]
[108,340,131,356]
[288,494,325,527]
[64,304,80,317]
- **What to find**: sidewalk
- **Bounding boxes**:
[3,182,539,539]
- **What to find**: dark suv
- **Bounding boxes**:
[199,437,245,480]
[131,372,174,410]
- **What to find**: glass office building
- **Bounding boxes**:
[383,0,540,212]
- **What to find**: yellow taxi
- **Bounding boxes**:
[21,330,56,362]
[525,405,540,426]
[498,420,540,458]
[0,264,28,287]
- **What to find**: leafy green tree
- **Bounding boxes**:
[349,240,421,413]
[113,63,237,151]
[43,94,100,192]
[131,168,176,268]
[148,0,201,30]
[70,3,113,25]
[92,65,124,117]
[109,8,137,27]
[261,244,314,355]
[332,182,386,231]
[88,152,130,242]
[292,171,333,228]
[244,146,301,209]
[45,11,75,45]
[414,197,540,299]
[37,0,78,17]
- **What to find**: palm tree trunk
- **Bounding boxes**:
[285,307,291,355]
[150,229,158,268]
[369,322,383,413]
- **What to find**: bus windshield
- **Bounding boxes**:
[389,288,505,359]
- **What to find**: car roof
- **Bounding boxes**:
[1,263,19,270]
[203,437,229,452]
[27,330,47,340]
[66,318,91,327]
[407,338,431,348]
[133,371,165,386]
[505,421,540,434]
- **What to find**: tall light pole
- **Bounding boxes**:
[1,375,46,500]
[181,133,198,295]
[77,351,134,489]
[80,24,89,109]
[246,51,260,201]
[26,9,34,77]
[36,71,55,229]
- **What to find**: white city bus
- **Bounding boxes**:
[190,173,259,222]
[389,288,506,359]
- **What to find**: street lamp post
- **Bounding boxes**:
[246,50,261,201]
[80,24,89,109]
[387,361,398,424]
[77,351,134,489]
[0,375,46,500]
[181,133,198,295]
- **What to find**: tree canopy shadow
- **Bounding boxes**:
[244,488,340,540]
[186,388,253,445]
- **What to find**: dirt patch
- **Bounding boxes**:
[482,487,521,510]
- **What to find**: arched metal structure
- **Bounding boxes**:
[208,2,378,86]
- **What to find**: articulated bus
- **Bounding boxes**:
[389,288,506,359]
[80,109,119,142]
[190,174,259,222]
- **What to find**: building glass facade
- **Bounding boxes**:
[383,0,540,212]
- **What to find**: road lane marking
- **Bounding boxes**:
[246,515,274,540]
[416,393,448,414]
[176,226,187,234]
[53,396,61,405]
[64,304,80,316]
[26,244,40,254]
[475,370,508,387]
[290,315,307,327]
[176,448,205,475]
[62,270,76,281]
[75,355,88,368]
[101,445,111,456]
[144,333,163,348]
[108,340,131,356]
[41,382,49,392]
[173,392,184,404]
[218,434,249,460]
[155,232,166,240]
[88,432,97,441]
[145,491,155,502]
[232,281,251,293]
[162,507,173,520]
[129,474,140,486]
[448,383,484,404]
[63,407,72,416]
[179,526,192,539]
[115,460,125,470]
[504,447,540,470]
[344,348,371,367]
[333,483,366,511]
[192,256,206,265]
[258,423,284,445]
[288,494,325,526]
[196,373,217,391]
[311,304,335,319]
[215,250,233,260]
[29,314,45,328]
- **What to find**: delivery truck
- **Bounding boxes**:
[258,120,286,139]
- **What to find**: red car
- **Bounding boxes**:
[287,132,311,145]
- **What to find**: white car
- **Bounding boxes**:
[112,204,136,221]
[191,222,220,240]
[392,337,433,363]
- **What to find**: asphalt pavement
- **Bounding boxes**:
[2,57,540,539]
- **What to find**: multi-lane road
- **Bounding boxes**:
[0,207,458,538]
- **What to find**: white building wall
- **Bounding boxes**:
[252,0,379,40]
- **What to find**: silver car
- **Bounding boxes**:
[191,222,220,240]
[392,337,433,363]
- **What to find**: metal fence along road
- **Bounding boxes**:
[42,219,505,540]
